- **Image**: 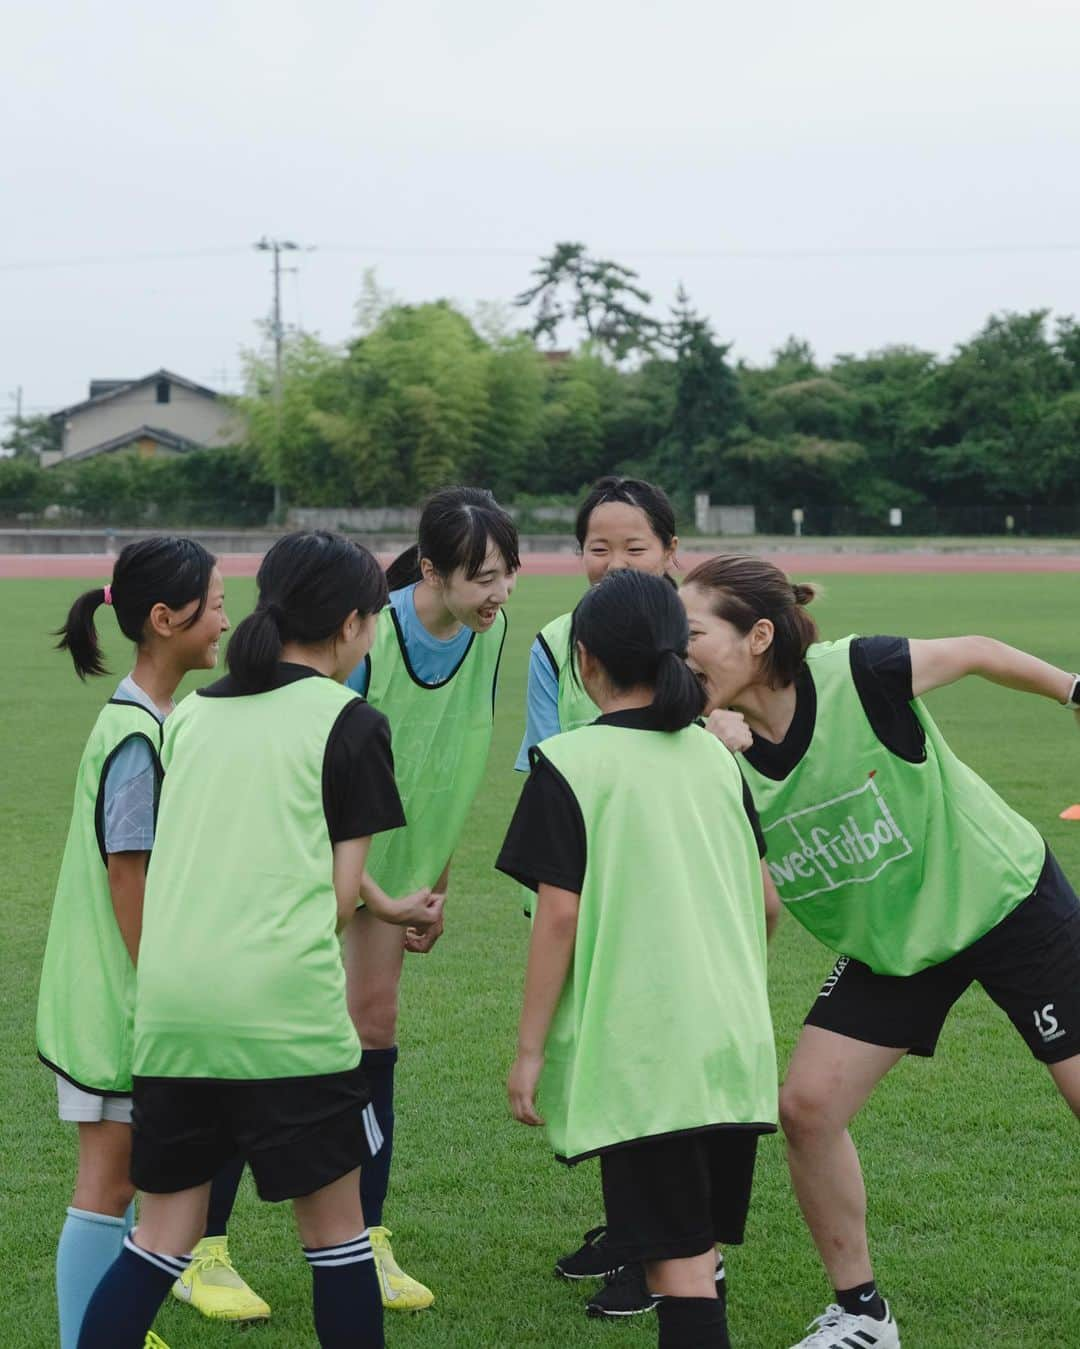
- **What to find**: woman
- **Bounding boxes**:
[681,552,1080,1349]
[500,569,777,1349]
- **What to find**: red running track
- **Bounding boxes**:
[2,549,1079,580]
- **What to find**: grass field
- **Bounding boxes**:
[2,570,1079,1349]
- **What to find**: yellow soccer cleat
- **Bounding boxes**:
[171,1235,271,1322]
[145,1335,171,1348]
[369,1226,434,1311]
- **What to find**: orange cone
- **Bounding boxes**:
[1060,805,1080,821]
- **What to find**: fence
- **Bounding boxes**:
[1,497,1079,540]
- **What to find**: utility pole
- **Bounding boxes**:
[254,237,301,521]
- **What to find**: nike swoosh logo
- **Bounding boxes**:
[859,1292,877,1302]
[173,1279,193,1301]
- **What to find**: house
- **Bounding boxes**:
[42,370,244,468]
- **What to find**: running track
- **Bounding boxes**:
[2,550,1079,579]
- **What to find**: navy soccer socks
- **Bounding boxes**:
[359,1046,397,1226]
[76,1234,188,1348]
[304,1230,384,1347]
[657,1296,731,1348]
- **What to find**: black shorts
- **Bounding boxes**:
[131,1063,381,1203]
[805,849,1080,1063]
[599,1128,765,1263]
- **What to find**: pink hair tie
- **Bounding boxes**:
[103,584,113,606]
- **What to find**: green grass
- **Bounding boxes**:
[2,571,1079,1348]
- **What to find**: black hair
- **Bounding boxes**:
[570,569,705,732]
[574,476,677,551]
[226,531,388,693]
[55,536,216,680]
[385,486,521,590]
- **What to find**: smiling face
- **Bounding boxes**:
[167,566,230,670]
[680,582,773,712]
[581,501,677,586]
[428,543,518,632]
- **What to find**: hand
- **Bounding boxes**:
[396,887,444,929]
[405,900,446,954]
[705,708,753,753]
[508,1050,545,1126]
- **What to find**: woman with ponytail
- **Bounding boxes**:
[75,532,441,1349]
[36,538,268,1346]
[681,554,1080,1349]
[342,486,518,1309]
[497,569,777,1349]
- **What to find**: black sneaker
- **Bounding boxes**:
[585,1264,659,1318]
[555,1226,621,1281]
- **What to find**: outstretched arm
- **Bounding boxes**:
[909,636,1078,708]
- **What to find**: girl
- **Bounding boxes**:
[681,553,1080,1349]
[341,486,519,1309]
[518,478,765,1321]
[498,568,778,1349]
[36,537,265,1347]
[75,531,442,1349]
[515,475,679,771]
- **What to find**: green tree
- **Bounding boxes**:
[2,413,61,461]
[656,286,742,490]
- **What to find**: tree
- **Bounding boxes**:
[657,286,742,488]
[516,242,664,362]
[924,311,1070,503]
[2,413,61,461]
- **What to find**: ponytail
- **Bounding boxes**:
[57,588,110,680]
[385,543,422,591]
[571,569,704,733]
[227,531,388,694]
[652,645,707,732]
[225,606,284,694]
[54,537,215,681]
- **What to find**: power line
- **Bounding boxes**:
[4,240,1080,274]
[0,246,251,274]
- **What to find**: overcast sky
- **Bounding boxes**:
[4,0,1080,416]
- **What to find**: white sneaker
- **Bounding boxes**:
[788,1301,900,1349]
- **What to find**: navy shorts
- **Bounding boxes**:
[805,849,1080,1063]
[131,1063,381,1202]
[599,1127,766,1263]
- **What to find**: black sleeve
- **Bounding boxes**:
[495,753,586,894]
[741,776,767,860]
[850,636,914,705]
[849,636,926,763]
[322,701,407,845]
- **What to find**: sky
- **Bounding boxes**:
[4,0,1080,418]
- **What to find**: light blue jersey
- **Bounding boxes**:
[347,583,473,694]
[514,638,561,771]
[102,676,166,853]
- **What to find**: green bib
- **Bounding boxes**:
[134,676,363,1080]
[535,723,777,1162]
[538,611,600,733]
[363,606,507,895]
[741,638,1046,976]
[37,700,163,1094]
